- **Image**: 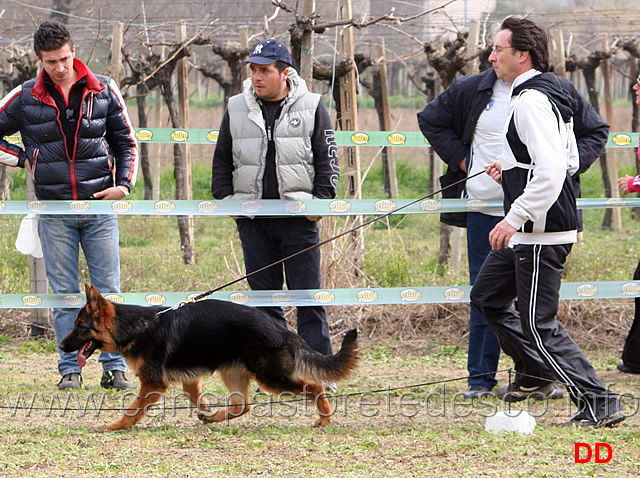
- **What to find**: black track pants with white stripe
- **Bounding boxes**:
[471,244,619,420]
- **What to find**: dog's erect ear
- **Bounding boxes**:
[84,283,100,300]
[84,283,105,316]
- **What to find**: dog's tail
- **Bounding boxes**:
[295,329,358,384]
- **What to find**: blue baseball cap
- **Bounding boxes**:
[242,39,293,66]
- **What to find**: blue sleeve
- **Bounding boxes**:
[417,80,470,171]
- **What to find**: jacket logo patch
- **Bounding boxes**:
[290,118,301,128]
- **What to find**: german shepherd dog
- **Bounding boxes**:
[60,284,358,431]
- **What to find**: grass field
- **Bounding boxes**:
[0,336,639,477]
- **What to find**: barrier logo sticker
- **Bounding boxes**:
[155,201,176,213]
[357,290,378,303]
[444,287,465,301]
[206,130,219,143]
[63,295,84,306]
[104,294,125,304]
[136,129,153,141]
[351,132,370,145]
[112,201,133,213]
[400,289,422,302]
[314,291,336,304]
[229,292,249,304]
[170,130,189,142]
[576,284,598,297]
[145,294,167,306]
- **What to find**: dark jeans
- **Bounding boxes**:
[621,260,640,370]
[236,217,332,355]
[466,213,501,389]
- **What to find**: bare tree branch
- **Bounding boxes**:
[141,24,220,84]
[272,0,458,33]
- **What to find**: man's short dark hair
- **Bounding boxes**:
[33,21,73,58]
[274,61,290,73]
[500,16,550,73]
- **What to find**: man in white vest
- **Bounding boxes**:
[212,39,340,358]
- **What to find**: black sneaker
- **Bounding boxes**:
[463,385,491,399]
[617,363,640,374]
[496,382,563,402]
[101,370,136,390]
[58,373,82,390]
[557,409,626,428]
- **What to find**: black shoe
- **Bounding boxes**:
[557,409,626,428]
[58,373,82,390]
[496,382,563,402]
[548,383,564,399]
[463,385,491,399]
[101,370,136,390]
[617,363,640,374]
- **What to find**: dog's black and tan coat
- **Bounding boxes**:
[61,284,358,430]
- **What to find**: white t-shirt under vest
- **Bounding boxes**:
[465,78,511,216]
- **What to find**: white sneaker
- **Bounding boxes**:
[324,382,338,393]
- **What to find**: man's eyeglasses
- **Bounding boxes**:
[491,45,513,55]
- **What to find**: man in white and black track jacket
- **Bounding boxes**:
[471,17,625,428]
[500,71,580,243]
[417,66,608,401]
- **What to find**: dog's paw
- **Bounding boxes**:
[313,417,331,427]
[197,410,217,424]
[106,419,133,431]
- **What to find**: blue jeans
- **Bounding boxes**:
[466,212,502,389]
[38,214,128,377]
[236,217,332,355]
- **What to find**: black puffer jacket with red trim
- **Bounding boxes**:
[0,58,138,200]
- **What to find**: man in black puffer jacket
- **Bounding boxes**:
[0,21,138,390]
